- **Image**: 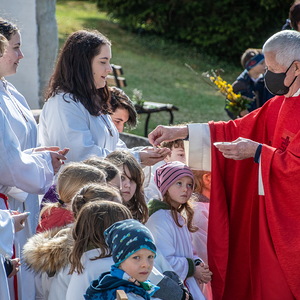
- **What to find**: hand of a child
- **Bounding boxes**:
[193,262,213,284]
[7,258,21,278]
[12,212,30,232]
[139,146,171,167]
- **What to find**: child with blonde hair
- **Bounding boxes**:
[23,183,122,300]
[105,150,148,224]
[40,157,121,208]
[36,162,105,233]
[146,161,212,300]
[191,170,211,265]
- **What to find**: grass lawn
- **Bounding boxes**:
[56,0,239,136]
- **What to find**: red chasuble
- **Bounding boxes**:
[208,95,300,300]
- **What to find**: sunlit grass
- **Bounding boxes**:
[56,0,237,136]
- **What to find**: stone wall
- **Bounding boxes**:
[36,0,58,107]
[0,0,58,109]
[119,132,151,148]
[0,0,39,108]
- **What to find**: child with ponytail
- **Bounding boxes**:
[146,161,212,300]
[36,163,105,233]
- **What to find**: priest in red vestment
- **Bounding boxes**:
[148,30,300,300]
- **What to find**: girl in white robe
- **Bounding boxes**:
[146,162,212,300]
[38,30,169,168]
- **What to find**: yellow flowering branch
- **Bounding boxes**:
[185,64,251,118]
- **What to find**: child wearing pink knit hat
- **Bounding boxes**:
[146,161,212,300]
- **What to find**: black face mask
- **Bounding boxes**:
[264,61,298,95]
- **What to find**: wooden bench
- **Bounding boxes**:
[107,66,179,136]
[107,64,127,88]
[135,101,179,137]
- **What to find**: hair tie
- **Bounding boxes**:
[58,199,64,206]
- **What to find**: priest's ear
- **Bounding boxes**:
[293,61,300,76]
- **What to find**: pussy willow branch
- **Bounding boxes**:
[185,63,219,90]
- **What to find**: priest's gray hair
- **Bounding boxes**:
[263,30,300,67]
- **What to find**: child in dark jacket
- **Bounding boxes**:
[85,219,162,300]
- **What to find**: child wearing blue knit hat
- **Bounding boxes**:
[84,219,161,300]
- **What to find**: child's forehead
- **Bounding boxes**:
[128,248,155,257]
[173,176,193,183]
[171,146,185,151]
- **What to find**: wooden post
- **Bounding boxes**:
[116,290,128,300]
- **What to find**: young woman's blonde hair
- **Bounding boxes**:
[105,150,148,224]
[39,163,105,220]
[69,201,132,274]
[163,192,198,233]
[72,183,122,219]
[0,34,8,57]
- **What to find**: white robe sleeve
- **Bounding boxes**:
[0,210,14,257]
[115,137,141,163]
[185,123,211,171]
[146,212,189,281]
[186,123,265,195]
[143,162,164,203]
[0,108,54,194]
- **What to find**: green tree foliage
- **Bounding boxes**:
[96,0,294,63]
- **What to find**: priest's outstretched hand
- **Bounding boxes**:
[148,125,188,146]
[214,137,260,160]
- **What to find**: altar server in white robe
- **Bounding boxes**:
[0,105,67,300]
[0,20,66,300]
[38,29,170,166]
